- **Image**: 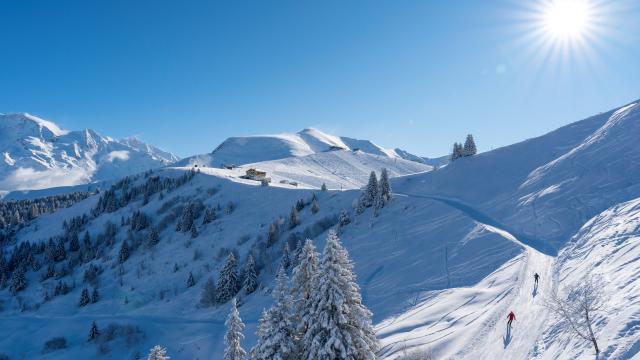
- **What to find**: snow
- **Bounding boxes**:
[177,128,425,168]
[0,113,180,192]
[2,99,640,359]
[179,149,431,190]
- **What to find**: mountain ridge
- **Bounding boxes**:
[0,113,180,192]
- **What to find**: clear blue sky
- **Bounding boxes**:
[1,0,639,158]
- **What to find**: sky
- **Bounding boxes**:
[1,0,639,158]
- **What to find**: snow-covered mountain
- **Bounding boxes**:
[1,100,640,360]
[177,128,425,168]
[0,113,179,192]
[189,149,431,190]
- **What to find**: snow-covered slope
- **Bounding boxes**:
[398,100,640,250]
[0,113,179,192]
[2,100,640,360]
[188,150,431,190]
[177,128,425,168]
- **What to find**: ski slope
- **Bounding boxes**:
[377,193,555,359]
[2,100,640,359]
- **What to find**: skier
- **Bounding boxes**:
[507,311,516,327]
[534,273,540,285]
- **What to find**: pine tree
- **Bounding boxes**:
[119,240,130,263]
[148,228,160,247]
[378,168,392,202]
[267,222,279,246]
[288,207,300,230]
[217,253,239,303]
[10,266,27,295]
[79,288,91,307]
[301,231,379,359]
[338,209,351,227]
[250,267,296,360]
[362,171,379,207]
[199,277,217,307]
[463,134,477,156]
[310,198,320,214]
[177,202,195,233]
[224,298,246,360]
[54,238,66,262]
[91,288,99,303]
[147,345,170,360]
[291,239,319,341]
[321,183,327,191]
[88,321,99,342]
[186,271,196,288]
[203,207,216,224]
[373,190,384,217]
[69,233,80,252]
[451,142,464,161]
[242,254,258,295]
[282,244,291,271]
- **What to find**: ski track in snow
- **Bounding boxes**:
[379,193,556,360]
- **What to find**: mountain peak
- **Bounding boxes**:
[4,112,70,137]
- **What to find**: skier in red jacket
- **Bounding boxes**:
[507,311,516,327]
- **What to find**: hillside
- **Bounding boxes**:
[0,101,639,359]
[0,113,179,193]
[177,128,426,168]
[189,149,431,190]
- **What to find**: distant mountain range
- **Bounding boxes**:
[0,114,440,194]
[0,113,179,192]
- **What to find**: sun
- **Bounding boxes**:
[542,0,594,40]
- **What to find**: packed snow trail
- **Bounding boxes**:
[378,193,556,359]
[395,193,557,256]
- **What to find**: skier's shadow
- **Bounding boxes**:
[532,282,538,298]
[503,324,513,348]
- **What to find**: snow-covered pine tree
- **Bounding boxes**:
[282,244,291,271]
[88,321,99,342]
[147,345,170,360]
[450,142,461,161]
[338,209,351,227]
[224,298,246,360]
[362,171,379,207]
[301,231,379,359]
[199,277,217,307]
[217,253,239,303]
[379,168,392,203]
[119,240,130,263]
[69,233,80,252]
[187,271,196,288]
[54,238,66,262]
[242,254,258,295]
[10,266,27,295]
[250,266,296,360]
[79,288,91,306]
[463,134,477,156]
[177,202,195,233]
[202,207,216,224]
[373,190,384,217]
[288,206,300,230]
[310,198,320,214]
[91,287,99,303]
[291,239,319,347]
[148,228,160,247]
